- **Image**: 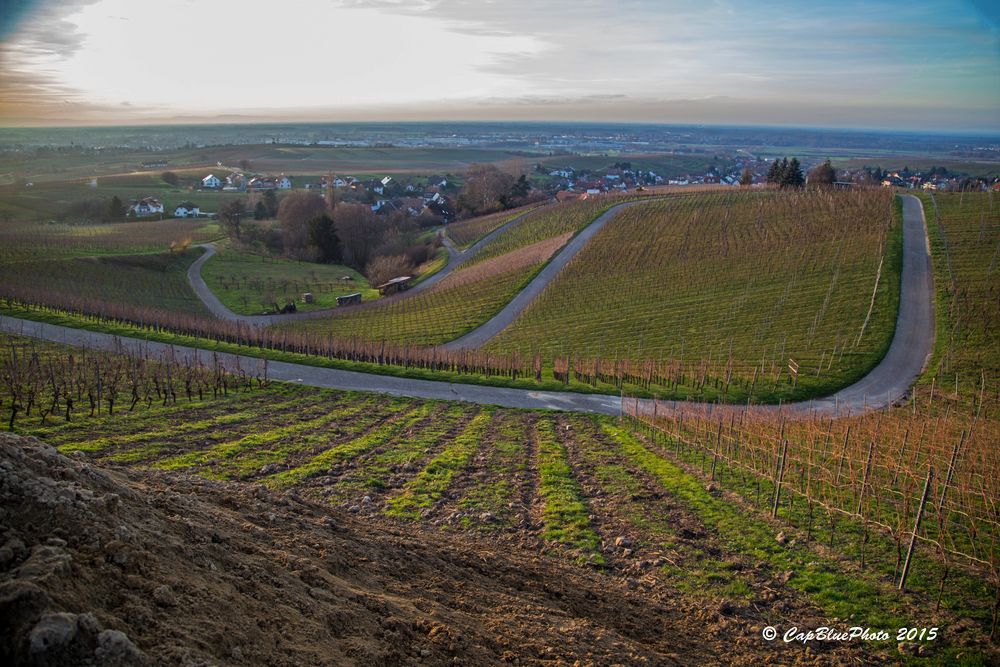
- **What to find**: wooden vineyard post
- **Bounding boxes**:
[711,419,722,481]
[856,440,876,516]
[900,467,934,591]
[772,438,789,519]
[937,431,967,519]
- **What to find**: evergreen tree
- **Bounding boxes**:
[309,214,342,263]
[783,158,804,187]
[766,160,782,184]
[254,201,267,220]
[107,195,124,220]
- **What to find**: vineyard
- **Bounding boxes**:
[445,202,544,249]
[487,189,899,400]
[462,195,635,266]
[0,189,975,409]
[617,189,1000,644]
[284,233,574,345]
[921,191,999,399]
[0,337,994,660]
[0,249,210,315]
[0,217,220,264]
[0,333,263,431]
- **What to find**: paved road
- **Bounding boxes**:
[1,196,933,418]
[186,205,549,326]
[445,199,653,349]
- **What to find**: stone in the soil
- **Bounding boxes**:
[95,629,144,664]
[29,612,78,654]
[152,584,177,607]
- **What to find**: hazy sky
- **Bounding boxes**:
[1,0,998,130]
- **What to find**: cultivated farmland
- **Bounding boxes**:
[445,202,544,249]
[920,191,1000,397]
[487,189,899,399]
[2,334,995,662]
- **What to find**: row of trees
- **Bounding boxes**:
[218,191,438,285]
[455,165,542,217]
[765,158,838,188]
[766,157,805,187]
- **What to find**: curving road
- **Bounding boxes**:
[445,199,654,349]
[1,195,933,418]
[186,204,549,326]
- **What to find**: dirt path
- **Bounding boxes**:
[0,196,933,418]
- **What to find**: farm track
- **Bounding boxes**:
[0,195,933,417]
[186,204,550,325]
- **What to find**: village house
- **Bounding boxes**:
[173,202,200,218]
[224,173,246,190]
[202,174,222,189]
[129,197,163,217]
[277,174,292,189]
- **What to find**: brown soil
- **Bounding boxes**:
[2,432,723,666]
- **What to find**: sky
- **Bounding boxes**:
[1,0,998,130]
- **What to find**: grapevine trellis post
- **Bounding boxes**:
[899,467,934,591]
[772,438,789,518]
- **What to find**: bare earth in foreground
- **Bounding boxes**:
[1,432,883,666]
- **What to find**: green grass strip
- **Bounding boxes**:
[384,409,493,519]
[601,420,991,665]
[264,402,437,489]
[213,396,400,479]
[151,395,360,471]
[535,417,604,564]
[59,393,314,456]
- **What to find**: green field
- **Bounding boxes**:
[201,245,377,314]
[487,189,900,399]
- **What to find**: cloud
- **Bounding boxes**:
[0,0,997,130]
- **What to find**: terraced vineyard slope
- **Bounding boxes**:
[920,191,999,399]
[488,189,900,400]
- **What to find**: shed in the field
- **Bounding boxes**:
[376,276,412,296]
[336,292,362,306]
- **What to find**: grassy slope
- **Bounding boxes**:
[200,245,377,314]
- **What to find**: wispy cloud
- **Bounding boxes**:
[0,0,997,129]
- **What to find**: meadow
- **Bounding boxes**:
[487,189,900,399]
[200,245,377,314]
